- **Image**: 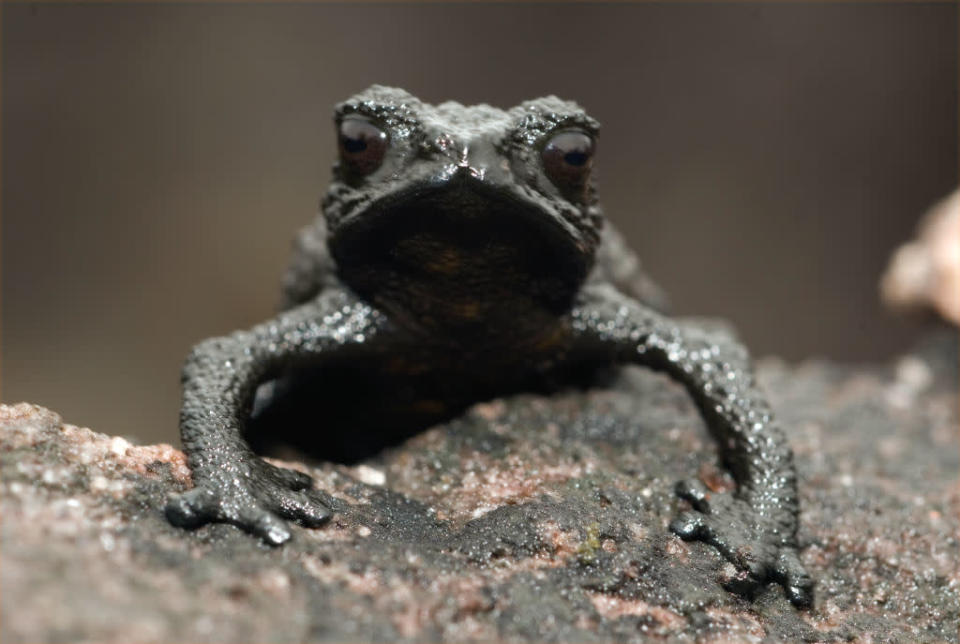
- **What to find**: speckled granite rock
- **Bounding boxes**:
[2,333,957,643]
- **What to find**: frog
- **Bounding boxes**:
[165,85,813,607]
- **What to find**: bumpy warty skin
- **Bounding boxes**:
[167,85,813,607]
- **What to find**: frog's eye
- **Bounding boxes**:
[541,130,595,191]
[338,116,388,176]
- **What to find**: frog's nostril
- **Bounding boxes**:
[438,163,485,185]
[455,163,485,181]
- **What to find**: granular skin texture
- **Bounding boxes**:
[167,86,811,605]
[1,333,956,642]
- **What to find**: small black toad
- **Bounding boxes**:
[166,86,812,606]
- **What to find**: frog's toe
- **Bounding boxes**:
[675,478,711,511]
[670,482,813,607]
[236,503,293,546]
[269,488,333,527]
[668,509,707,540]
[671,483,780,573]
[165,486,219,528]
[776,548,814,608]
[670,506,772,596]
[670,509,769,576]
[166,482,293,545]
[166,471,327,545]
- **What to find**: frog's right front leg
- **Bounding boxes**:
[165,288,392,544]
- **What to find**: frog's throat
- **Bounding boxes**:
[328,180,593,330]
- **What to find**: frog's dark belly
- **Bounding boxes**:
[246,349,603,464]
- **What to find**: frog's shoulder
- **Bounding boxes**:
[280,216,339,310]
[591,222,670,313]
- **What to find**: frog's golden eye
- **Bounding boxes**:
[338,116,388,176]
[541,130,595,191]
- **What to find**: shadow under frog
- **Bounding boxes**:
[166,86,813,607]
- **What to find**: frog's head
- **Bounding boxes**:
[323,85,603,336]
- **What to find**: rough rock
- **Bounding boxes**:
[2,333,958,643]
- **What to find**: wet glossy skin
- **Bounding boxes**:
[166,86,813,607]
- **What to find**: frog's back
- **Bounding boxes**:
[280,217,668,313]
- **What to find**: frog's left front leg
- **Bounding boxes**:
[570,284,813,607]
[166,288,393,544]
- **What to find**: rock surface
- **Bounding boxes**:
[2,333,958,643]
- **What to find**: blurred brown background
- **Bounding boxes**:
[3,2,957,444]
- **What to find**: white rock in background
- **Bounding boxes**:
[881,190,960,325]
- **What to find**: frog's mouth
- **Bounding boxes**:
[329,181,592,329]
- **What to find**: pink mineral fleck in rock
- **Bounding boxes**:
[589,593,685,628]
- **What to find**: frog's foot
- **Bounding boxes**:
[165,458,332,545]
[669,479,813,608]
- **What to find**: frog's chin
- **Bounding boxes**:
[328,181,592,328]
